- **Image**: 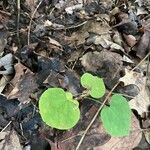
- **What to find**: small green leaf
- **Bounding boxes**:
[80,73,105,98]
[66,92,73,101]
[100,94,131,137]
[39,88,80,130]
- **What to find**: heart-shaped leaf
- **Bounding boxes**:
[80,73,105,98]
[100,94,131,137]
[39,88,80,130]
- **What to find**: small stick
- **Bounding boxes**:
[75,81,120,150]
[27,0,43,45]
[0,121,12,133]
[0,10,11,16]
[17,0,21,46]
[131,52,150,71]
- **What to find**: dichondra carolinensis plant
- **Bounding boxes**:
[39,73,131,137]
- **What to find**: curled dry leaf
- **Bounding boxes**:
[119,69,150,115]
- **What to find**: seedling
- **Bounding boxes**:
[80,73,105,98]
[39,73,131,137]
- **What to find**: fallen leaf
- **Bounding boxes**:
[69,19,111,46]
[144,130,150,144]
[133,29,150,59]
[114,11,138,35]
[136,7,148,16]
[8,70,38,103]
[9,63,28,87]
[0,53,14,75]
[3,63,29,96]
[47,37,62,48]
[0,76,11,94]
[112,31,122,46]
[0,130,22,150]
[119,69,150,115]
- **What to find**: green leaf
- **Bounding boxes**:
[39,88,80,130]
[100,94,131,137]
[80,73,105,98]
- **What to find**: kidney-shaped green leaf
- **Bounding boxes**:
[100,94,131,137]
[39,88,80,130]
[80,73,105,98]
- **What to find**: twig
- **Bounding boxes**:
[17,0,21,46]
[27,0,43,45]
[66,21,87,29]
[75,81,120,150]
[0,10,11,16]
[0,121,12,133]
[131,52,150,71]
[146,54,150,85]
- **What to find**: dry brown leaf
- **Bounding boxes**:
[94,113,142,150]
[0,130,22,150]
[81,50,123,73]
[69,19,111,46]
[0,76,11,94]
[119,69,150,115]
[10,63,28,86]
[0,53,14,75]
[144,130,150,144]
[47,37,63,49]
[4,63,28,97]
[133,29,150,59]
[8,70,38,103]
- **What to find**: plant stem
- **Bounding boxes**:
[75,81,120,150]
